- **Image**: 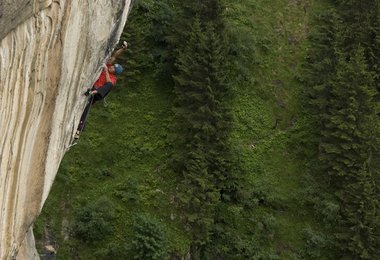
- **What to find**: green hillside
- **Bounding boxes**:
[35,0,380,259]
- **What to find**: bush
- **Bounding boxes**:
[113,177,140,203]
[130,214,168,259]
[72,197,115,242]
[301,226,328,259]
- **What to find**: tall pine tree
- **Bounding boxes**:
[170,0,242,257]
[304,2,380,258]
[313,44,380,259]
[171,18,223,256]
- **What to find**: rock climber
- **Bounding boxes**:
[85,41,128,101]
[74,41,128,140]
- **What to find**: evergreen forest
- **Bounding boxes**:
[35,0,380,259]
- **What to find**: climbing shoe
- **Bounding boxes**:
[74,130,80,140]
[84,88,91,96]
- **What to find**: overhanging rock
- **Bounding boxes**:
[0,1,132,258]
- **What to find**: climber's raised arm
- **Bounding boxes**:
[108,41,128,64]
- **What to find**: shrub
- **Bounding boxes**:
[72,197,115,242]
[130,214,168,259]
[301,226,328,259]
[113,177,140,203]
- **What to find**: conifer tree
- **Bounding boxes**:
[120,1,154,84]
[317,46,380,259]
[334,1,374,50]
[170,1,241,257]
[171,18,221,254]
[302,9,340,173]
[304,4,380,258]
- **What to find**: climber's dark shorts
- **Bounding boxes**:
[92,82,113,103]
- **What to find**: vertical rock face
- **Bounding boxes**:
[0,1,131,258]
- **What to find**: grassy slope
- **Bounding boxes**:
[227,0,327,258]
[36,0,329,258]
[35,74,191,258]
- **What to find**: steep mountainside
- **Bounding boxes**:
[36,0,322,258]
[37,0,380,259]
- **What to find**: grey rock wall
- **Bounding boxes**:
[0,0,52,41]
[0,1,131,258]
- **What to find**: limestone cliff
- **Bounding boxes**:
[0,1,132,258]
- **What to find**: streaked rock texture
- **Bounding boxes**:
[0,1,131,258]
[0,0,53,41]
